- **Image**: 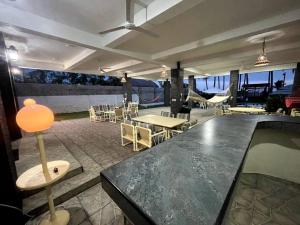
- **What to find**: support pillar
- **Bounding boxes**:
[229,70,239,107]
[123,73,132,104]
[0,32,21,140]
[163,79,170,106]
[188,75,196,108]
[292,63,300,96]
[170,62,184,116]
[269,71,274,93]
[0,32,21,208]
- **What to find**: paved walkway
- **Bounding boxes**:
[25,107,215,225]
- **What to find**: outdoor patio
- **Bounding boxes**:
[1,1,300,224]
[20,107,215,225]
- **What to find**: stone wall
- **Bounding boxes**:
[15,83,163,113]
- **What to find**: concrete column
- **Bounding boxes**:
[188,75,196,108]
[163,79,170,106]
[123,73,132,104]
[0,32,21,208]
[229,70,239,106]
[170,62,184,116]
[0,33,21,141]
[292,63,300,96]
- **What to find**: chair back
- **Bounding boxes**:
[92,105,98,112]
[136,126,151,147]
[177,113,189,121]
[115,108,123,117]
[137,122,154,132]
[102,105,108,111]
[121,123,135,139]
[131,106,138,113]
[161,111,170,117]
[89,107,96,117]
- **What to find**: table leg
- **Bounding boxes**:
[164,128,170,140]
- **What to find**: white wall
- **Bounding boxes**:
[18,94,139,113]
[243,129,300,184]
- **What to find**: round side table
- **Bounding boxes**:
[17,160,70,225]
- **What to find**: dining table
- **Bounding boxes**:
[132,115,187,139]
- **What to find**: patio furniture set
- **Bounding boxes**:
[89,102,139,123]
[121,111,198,152]
[89,103,199,152]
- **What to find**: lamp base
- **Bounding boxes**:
[40,209,70,225]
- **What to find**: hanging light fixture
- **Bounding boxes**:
[160,70,167,78]
[11,67,21,75]
[121,73,127,83]
[121,76,126,83]
[254,38,270,67]
[160,66,167,79]
[7,45,19,61]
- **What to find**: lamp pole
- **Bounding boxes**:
[36,132,57,222]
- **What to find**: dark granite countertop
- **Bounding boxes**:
[100,115,300,225]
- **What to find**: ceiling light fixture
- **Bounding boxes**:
[121,75,127,83]
[254,38,270,67]
[11,67,21,75]
[7,45,19,61]
[160,69,167,78]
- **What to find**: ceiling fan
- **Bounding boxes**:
[98,66,111,73]
[98,0,159,38]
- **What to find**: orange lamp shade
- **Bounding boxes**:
[23,98,36,106]
[16,104,54,132]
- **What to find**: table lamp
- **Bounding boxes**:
[16,99,70,225]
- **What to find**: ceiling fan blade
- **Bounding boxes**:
[99,26,126,35]
[130,26,159,38]
[126,0,134,23]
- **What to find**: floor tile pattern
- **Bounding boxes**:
[224,173,300,225]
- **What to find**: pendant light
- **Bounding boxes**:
[121,76,126,83]
[121,73,127,83]
[254,38,270,67]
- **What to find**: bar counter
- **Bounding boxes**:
[100,115,300,225]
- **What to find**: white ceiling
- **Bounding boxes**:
[0,0,300,80]
[0,24,88,70]
[0,0,153,33]
[115,0,300,53]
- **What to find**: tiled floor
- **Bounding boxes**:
[223,128,300,225]
[223,173,300,225]
[25,107,214,225]
[28,184,127,225]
